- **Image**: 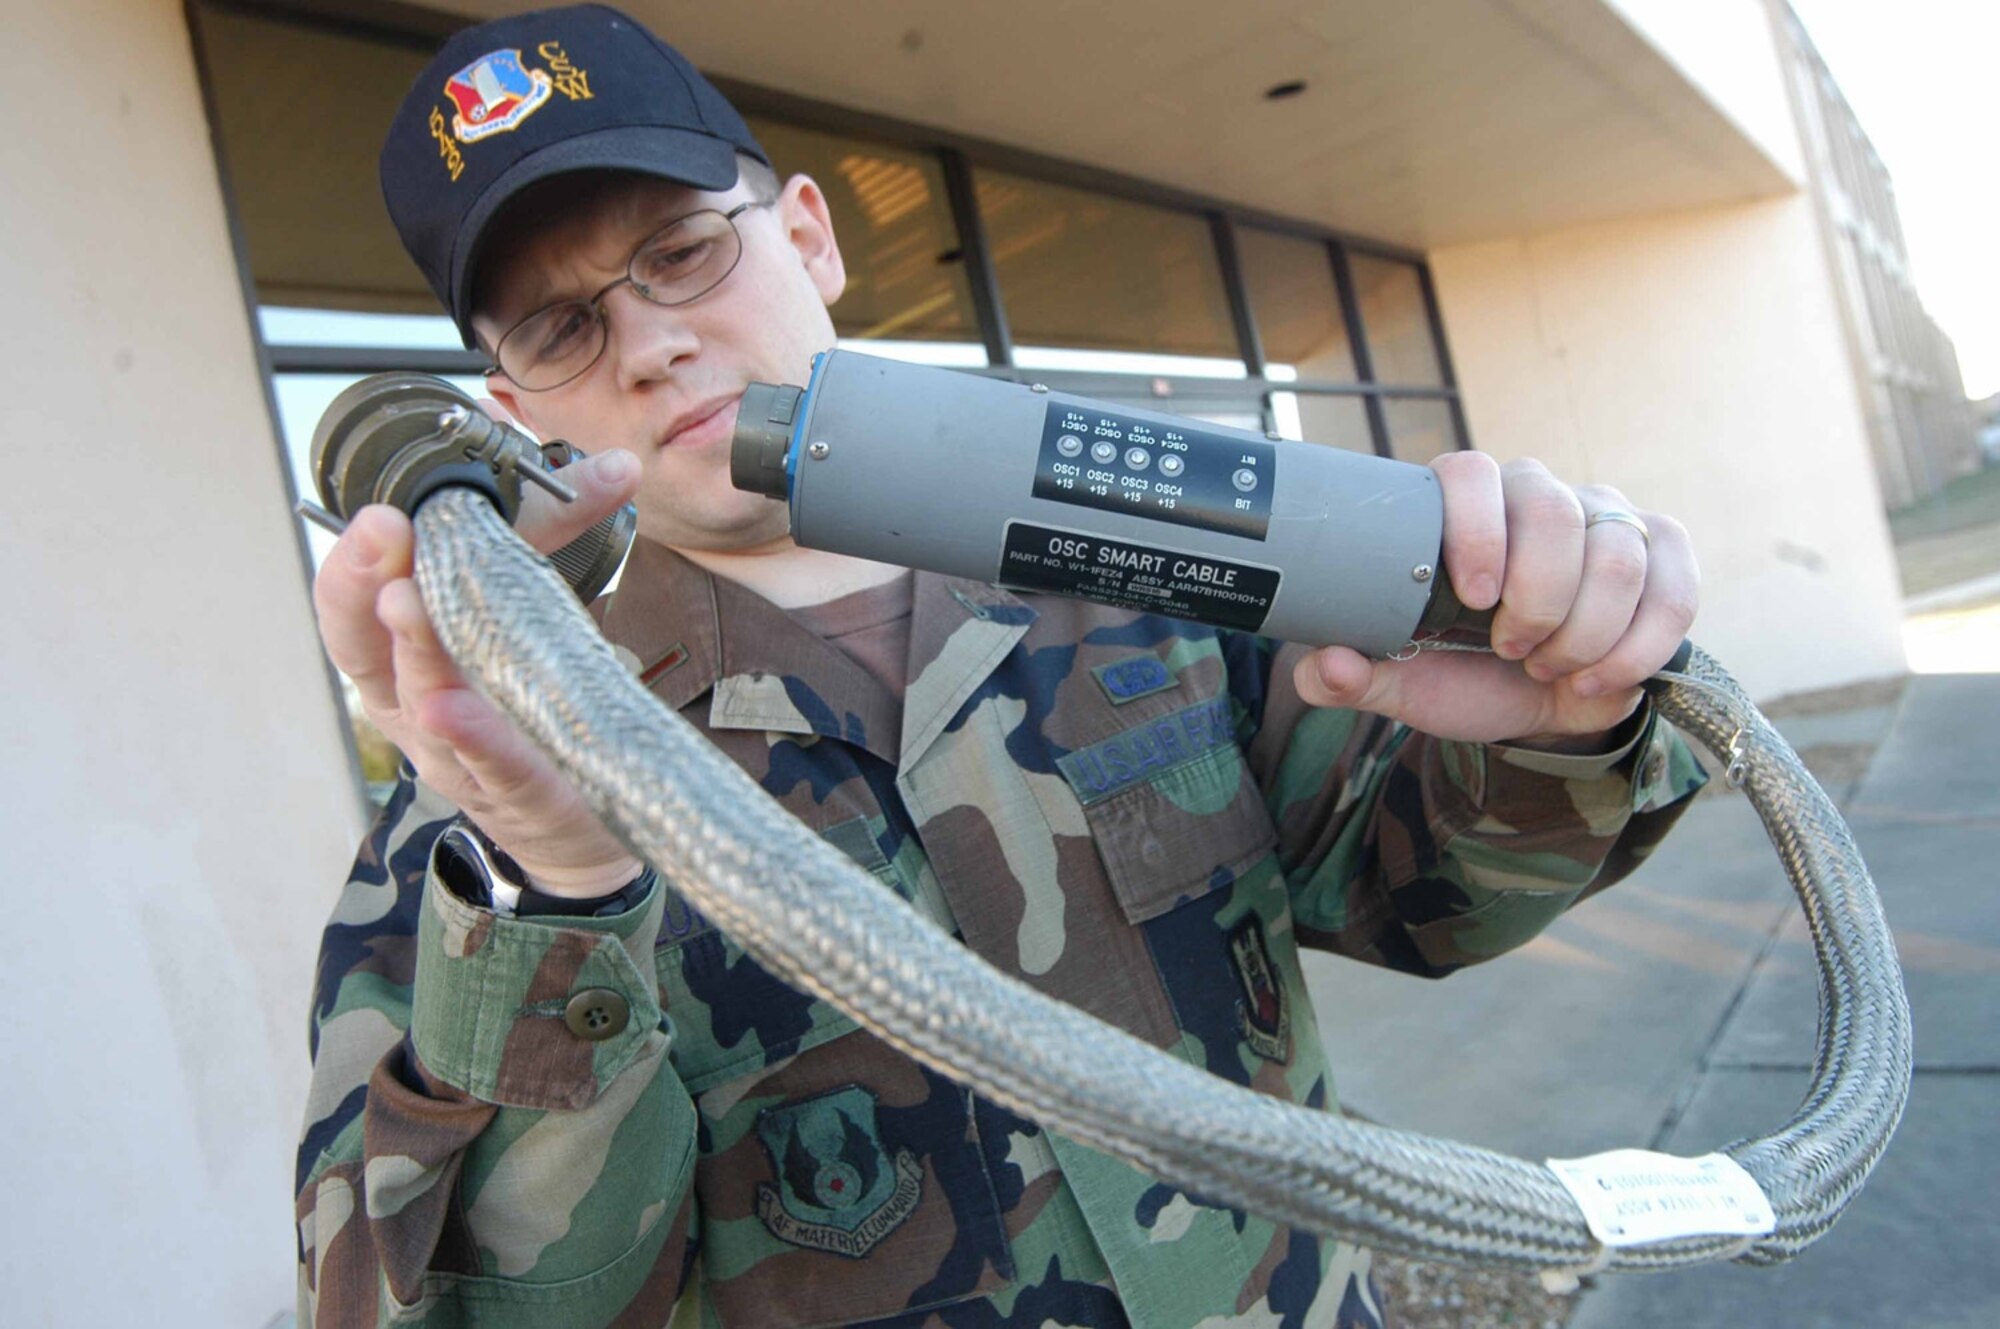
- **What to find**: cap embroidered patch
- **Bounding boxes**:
[446,49,553,143]
[755,1086,923,1258]
[1229,917,1291,1063]
[1092,654,1176,704]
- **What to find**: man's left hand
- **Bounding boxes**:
[1292,452,1699,745]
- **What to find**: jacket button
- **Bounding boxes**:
[1642,747,1667,787]
[564,988,630,1041]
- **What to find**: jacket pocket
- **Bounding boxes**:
[693,1038,1016,1328]
[654,818,922,1095]
[1057,695,1279,923]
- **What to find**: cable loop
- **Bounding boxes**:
[410,488,1912,1278]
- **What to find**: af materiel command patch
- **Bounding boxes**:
[755,1085,923,1258]
[1229,917,1291,1063]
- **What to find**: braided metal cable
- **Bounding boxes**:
[413,488,1911,1275]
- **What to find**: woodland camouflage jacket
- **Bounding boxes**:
[296,539,1705,1329]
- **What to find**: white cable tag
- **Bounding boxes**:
[1546,1150,1775,1247]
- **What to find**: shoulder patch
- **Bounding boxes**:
[755,1086,923,1258]
[1229,917,1291,1063]
[1092,654,1177,704]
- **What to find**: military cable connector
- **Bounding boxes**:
[310,372,636,604]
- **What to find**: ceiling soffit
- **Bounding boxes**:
[411,0,1798,249]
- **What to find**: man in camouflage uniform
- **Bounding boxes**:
[297,7,1707,1327]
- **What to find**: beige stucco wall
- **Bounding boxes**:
[0,1,364,1322]
[1430,192,1908,699]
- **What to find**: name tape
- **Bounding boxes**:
[1545,1149,1775,1248]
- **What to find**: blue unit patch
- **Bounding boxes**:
[1056,697,1236,805]
[1091,654,1177,704]
[755,1085,923,1258]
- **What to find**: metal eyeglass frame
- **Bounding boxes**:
[487,199,775,392]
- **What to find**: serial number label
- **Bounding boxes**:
[1546,1150,1775,1248]
[998,522,1279,632]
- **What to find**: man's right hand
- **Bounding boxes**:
[312,443,647,898]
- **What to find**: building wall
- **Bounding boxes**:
[0,0,363,1323]
[1776,3,1978,508]
[1430,193,1908,699]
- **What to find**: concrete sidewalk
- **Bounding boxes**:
[1303,673,2000,1327]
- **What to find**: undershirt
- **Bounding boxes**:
[785,572,915,701]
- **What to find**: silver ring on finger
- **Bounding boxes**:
[1585,509,1651,549]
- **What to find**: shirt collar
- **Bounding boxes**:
[598,540,1037,770]
[597,539,906,762]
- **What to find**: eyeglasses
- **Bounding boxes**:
[490,200,773,392]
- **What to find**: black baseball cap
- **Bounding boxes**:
[379,4,768,346]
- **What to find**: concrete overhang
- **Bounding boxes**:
[429,0,1801,248]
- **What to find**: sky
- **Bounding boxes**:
[1787,0,2000,399]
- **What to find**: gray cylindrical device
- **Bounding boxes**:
[733,349,1460,657]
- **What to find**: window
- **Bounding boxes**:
[976,170,1243,372]
[1233,228,1463,460]
[1281,394,1376,455]
[1237,226,1369,453]
[1382,398,1460,466]
[1347,252,1445,387]
[192,4,439,314]
[1237,226,1355,382]
[746,117,984,365]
